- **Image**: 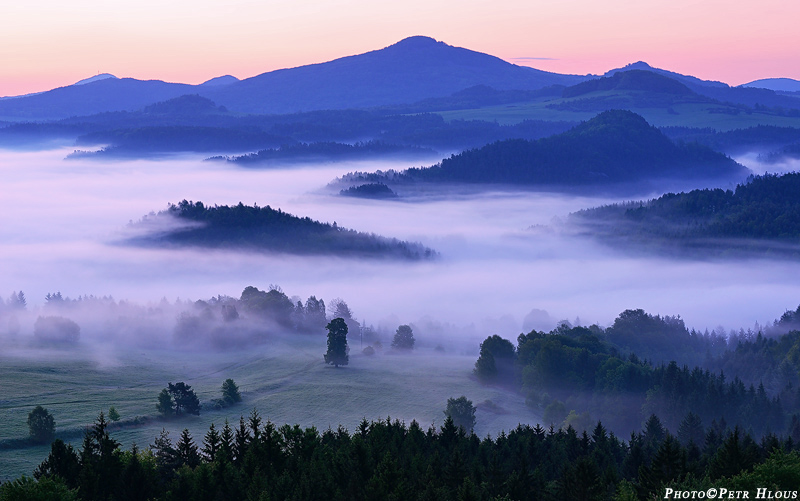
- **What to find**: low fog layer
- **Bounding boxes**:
[1,148,799,347]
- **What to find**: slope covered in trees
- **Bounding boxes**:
[573,172,800,255]
[338,110,747,191]
[475,306,800,438]
[127,200,436,260]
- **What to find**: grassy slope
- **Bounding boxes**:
[436,92,800,131]
[0,338,533,481]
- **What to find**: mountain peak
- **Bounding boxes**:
[623,61,654,70]
[200,75,240,87]
[73,73,118,86]
[388,36,443,49]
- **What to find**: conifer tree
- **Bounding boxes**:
[324,318,349,367]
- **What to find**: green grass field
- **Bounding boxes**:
[0,338,535,481]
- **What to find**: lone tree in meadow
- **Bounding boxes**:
[169,382,201,416]
[221,379,242,405]
[444,396,476,434]
[157,382,201,417]
[392,324,415,350]
[156,389,174,417]
[28,405,56,444]
[324,318,349,367]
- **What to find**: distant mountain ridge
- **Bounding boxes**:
[199,36,589,114]
[563,69,695,98]
[605,62,800,110]
[605,61,728,89]
[742,78,800,93]
[0,36,589,120]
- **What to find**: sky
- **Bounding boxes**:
[2,0,799,97]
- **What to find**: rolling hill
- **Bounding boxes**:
[339,110,747,190]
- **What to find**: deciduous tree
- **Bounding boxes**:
[392,324,415,350]
[444,396,476,434]
[28,405,56,444]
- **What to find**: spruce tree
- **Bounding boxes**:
[324,318,349,367]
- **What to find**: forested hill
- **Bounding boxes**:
[573,172,800,254]
[394,110,746,187]
[127,200,436,260]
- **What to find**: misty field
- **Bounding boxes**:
[0,339,533,481]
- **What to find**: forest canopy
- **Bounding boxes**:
[572,172,800,255]
[126,200,437,260]
[336,110,747,191]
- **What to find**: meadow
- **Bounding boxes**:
[0,338,532,481]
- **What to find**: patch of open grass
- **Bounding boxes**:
[0,337,534,480]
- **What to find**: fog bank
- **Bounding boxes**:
[2,148,799,345]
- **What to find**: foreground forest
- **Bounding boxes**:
[4,409,800,500]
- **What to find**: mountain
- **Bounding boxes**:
[605,62,800,110]
[368,110,747,188]
[742,78,800,93]
[0,36,589,120]
[562,69,696,98]
[0,78,194,121]
[199,36,589,114]
[605,61,727,89]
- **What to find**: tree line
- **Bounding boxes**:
[474,308,800,439]
[573,172,800,255]
[5,409,800,500]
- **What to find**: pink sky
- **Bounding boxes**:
[2,0,799,97]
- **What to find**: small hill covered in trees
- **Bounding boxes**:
[572,172,800,255]
[561,69,696,98]
[474,306,800,438]
[126,200,436,260]
[336,110,747,191]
